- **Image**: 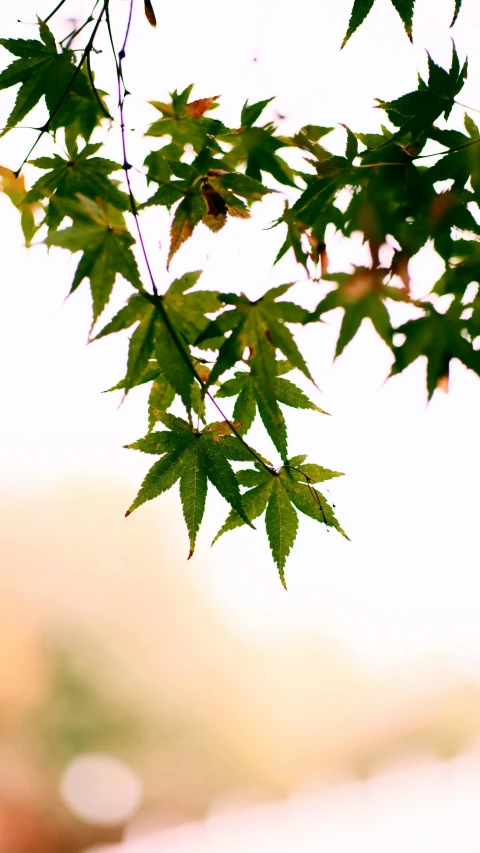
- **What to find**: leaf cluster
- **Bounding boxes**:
[1,10,479,584]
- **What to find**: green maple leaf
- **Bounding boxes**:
[216,364,328,457]
[390,300,480,398]
[197,284,311,459]
[102,355,177,429]
[240,97,274,128]
[377,44,467,143]
[213,459,347,588]
[221,99,295,186]
[45,195,142,329]
[432,238,480,301]
[157,270,222,344]
[428,114,480,202]
[0,20,103,135]
[287,129,355,229]
[342,0,462,46]
[310,268,393,357]
[95,271,218,405]
[26,141,127,230]
[222,125,296,187]
[125,413,255,558]
[94,292,157,393]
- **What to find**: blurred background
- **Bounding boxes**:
[2,0,480,850]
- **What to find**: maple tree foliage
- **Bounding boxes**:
[1,0,478,587]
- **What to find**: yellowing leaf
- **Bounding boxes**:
[0,165,40,245]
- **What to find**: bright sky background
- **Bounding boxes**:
[1,0,480,671]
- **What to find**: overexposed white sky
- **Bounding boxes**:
[1,0,480,671]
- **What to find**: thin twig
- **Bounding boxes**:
[455,100,480,116]
[44,0,68,23]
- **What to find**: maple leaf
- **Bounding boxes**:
[0,20,103,136]
[377,44,467,143]
[197,284,311,459]
[222,124,296,187]
[287,129,355,229]
[390,300,480,398]
[26,141,128,230]
[342,0,462,45]
[310,268,394,357]
[216,364,328,457]
[213,460,347,588]
[46,195,142,330]
[147,85,226,155]
[95,271,221,406]
[125,413,255,558]
[427,114,480,203]
[0,165,40,245]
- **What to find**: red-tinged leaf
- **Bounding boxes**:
[201,181,227,232]
[185,96,220,118]
[167,193,206,268]
[144,0,157,26]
